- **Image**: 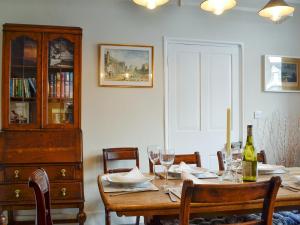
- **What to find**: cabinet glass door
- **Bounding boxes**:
[47,38,74,126]
[9,35,39,126]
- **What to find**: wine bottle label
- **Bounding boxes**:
[242,161,257,181]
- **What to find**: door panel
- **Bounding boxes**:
[166,42,241,170]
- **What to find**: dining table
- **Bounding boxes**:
[98,167,300,225]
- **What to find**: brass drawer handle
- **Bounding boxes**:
[61,188,67,197]
[15,189,20,198]
[60,169,66,177]
[14,170,20,179]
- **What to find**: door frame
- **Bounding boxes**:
[163,37,245,148]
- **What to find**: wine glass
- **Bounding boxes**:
[147,145,161,178]
[232,151,243,183]
[159,148,175,190]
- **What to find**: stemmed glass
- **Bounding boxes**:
[159,148,175,190]
[147,145,161,178]
[231,151,243,183]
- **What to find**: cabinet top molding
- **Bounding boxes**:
[3,23,82,34]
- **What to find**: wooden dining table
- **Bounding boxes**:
[98,168,300,225]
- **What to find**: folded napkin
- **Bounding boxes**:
[169,162,194,173]
[106,167,148,183]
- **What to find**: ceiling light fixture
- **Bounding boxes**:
[258,0,295,23]
[200,0,237,15]
[132,0,169,10]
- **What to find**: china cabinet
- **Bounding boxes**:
[0,24,85,224]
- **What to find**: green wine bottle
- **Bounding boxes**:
[242,125,257,182]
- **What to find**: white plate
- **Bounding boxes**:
[258,164,285,173]
[105,173,154,185]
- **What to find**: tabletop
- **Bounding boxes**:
[98,168,300,217]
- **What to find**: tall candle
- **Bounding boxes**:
[226,108,231,154]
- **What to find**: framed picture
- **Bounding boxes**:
[99,44,153,87]
[264,55,300,92]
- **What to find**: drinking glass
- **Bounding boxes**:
[159,148,175,190]
[231,151,243,183]
[147,145,161,178]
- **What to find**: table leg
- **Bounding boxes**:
[105,208,111,225]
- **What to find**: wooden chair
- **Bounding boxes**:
[102,147,140,225]
[179,176,282,225]
[148,152,201,224]
[149,152,201,173]
[217,150,267,171]
[28,168,53,225]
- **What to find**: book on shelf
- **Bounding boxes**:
[69,72,73,98]
[48,72,73,99]
[56,72,61,98]
[10,77,36,98]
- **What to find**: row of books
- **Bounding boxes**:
[48,72,73,98]
[10,78,37,98]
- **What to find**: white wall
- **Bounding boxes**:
[0,0,300,224]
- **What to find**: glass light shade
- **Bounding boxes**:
[133,0,169,10]
[258,0,295,22]
[200,0,237,15]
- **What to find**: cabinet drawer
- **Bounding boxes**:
[0,182,83,202]
[51,182,83,200]
[0,184,34,202]
[4,165,76,182]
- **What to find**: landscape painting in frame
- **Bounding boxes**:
[264,55,300,92]
[99,44,153,87]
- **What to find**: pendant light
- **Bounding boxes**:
[133,0,169,10]
[258,0,295,23]
[200,0,237,15]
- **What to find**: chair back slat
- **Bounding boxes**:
[179,176,281,225]
[103,147,139,174]
[28,168,53,225]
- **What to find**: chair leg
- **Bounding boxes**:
[135,216,140,225]
[105,208,111,225]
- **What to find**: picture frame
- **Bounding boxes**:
[264,55,300,92]
[99,44,153,87]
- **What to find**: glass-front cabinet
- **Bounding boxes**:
[2,24,82,129]
[43,33,80,128]
[3,32,42,129]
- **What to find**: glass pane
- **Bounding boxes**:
[9,36,37,125]
[47,38,74,125]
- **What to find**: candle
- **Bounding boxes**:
[226,108,231,154]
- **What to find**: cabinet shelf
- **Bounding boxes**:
[11,65,37,68]
[10,97,36,102]
[48,97,73,102]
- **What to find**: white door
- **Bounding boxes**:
[165,40,242,170]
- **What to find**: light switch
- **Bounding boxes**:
[254,111,263,119]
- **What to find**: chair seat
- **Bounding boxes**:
[160,211,300,225]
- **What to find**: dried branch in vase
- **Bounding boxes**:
[254,111,300,167]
